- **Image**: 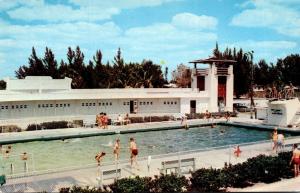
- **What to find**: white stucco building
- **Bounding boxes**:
[0,57,235,121]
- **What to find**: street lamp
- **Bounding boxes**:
[246,51,255,119]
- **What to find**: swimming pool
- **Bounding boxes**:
[0,125,289,175]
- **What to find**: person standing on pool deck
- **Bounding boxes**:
[290,144,300,177]
[114,139,121,161]
[277,133,285,152]
[272,127,278,152]
[129,138,139,168]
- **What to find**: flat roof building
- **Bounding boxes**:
[0,57,235,122]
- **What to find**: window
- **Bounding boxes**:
[64,104,66,107]
[102,103,105,106]
[143,102,146,105]
[147,102,149,105]
[24,105,27,108]
[38,104,40,108]
[167,102,170,105]
[56,104,59,107]
[11,105,14,109]
[20,105,23,108]
[60,104,63,107]
[123,102,126,105]
[86,103,88,106]
[150,102,153,105]
[68,104,70,107]
[89,103,92,106]
[45,104,48,108]
[93,103,95,106]
[106,102,108,106]
[99,103,101,106]
[42,104,45,108]
[174,102,177,105]
[171,102,173,105]
[82,103,84,106]
[1,106,3,109]
[127,102,130,105]
[164,101,166,105]
[50,104,53,107]
[5,106,8,109]
[16,105,19,109]
[110,102,112,106]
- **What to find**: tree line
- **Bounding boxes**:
[13,46,166,89]
[0,44,299,98]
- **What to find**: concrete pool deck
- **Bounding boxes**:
[1,116,300,192]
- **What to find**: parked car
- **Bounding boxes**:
[233,103,251,112]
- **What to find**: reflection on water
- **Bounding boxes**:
[0,126,284,173]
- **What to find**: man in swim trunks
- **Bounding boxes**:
[129,138,139,168]
[290,144,300,177]
[113,139,121,161]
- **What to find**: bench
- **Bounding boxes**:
[161,158,195,175]
[97,168,121,186]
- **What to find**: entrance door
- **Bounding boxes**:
[218,76,227,105]
[130,101,134,113]
[190,100,196,114]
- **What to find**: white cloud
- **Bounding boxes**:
[8,4,119,22]
[5,0,179,22]
[0,11,217,78]
[231,0,300,37]
[172,13,218,29]
[69,0,178,10]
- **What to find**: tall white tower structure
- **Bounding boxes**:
[189,57,236,112]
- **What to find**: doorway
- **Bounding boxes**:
[190,100,196,114]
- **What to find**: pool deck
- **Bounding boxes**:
[1,117,300,192]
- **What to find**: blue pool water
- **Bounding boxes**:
[0,125,287,174]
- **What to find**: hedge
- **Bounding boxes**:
[0,125,22,133]
[59,151,294,193]
[26,121,73,131]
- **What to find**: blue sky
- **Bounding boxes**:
[0,0,300,79]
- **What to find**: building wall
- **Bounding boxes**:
[5,76,71,93]
[0,98,182,120]
[208,64,218,112]
[225,65,234,111]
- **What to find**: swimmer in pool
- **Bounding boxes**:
[95,151,106,166]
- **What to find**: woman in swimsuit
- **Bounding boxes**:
[290,144,300,177]
[272,128,278,152]
[129,138,139,168]
[113,139,121,161]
